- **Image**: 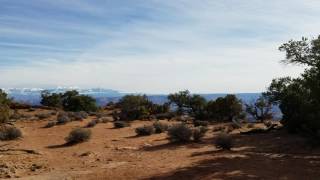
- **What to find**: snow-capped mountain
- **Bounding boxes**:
[3,87,123,105]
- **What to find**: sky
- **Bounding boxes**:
[0,0,319,94]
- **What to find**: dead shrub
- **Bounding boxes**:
[113,121,130,128]
[192,126,208,142]
[214,133,233,150]
[135,125,155,136]
[57,113,71,125]
[168,123,193,142]
[153,121,169,133]
[86,120,99,128]
[0,125,22,141]
[65,128,91,144]
[44,121,56,128]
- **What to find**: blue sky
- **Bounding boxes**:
[0,0,319,93]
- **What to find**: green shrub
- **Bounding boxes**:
[135,125,155,136]
[149,103,170,115]
[40,90,98,112]
[264,35,320,138]
[153,121,169,133]
[192,126,208,142]
[116,95,170,121]
[41,91,63,108]
[113,121,130,128]
[193,120,209,127]
[0,90,11,124]
[0,107,10,124]
[168,91,244,121]
[0,125,22,140]
[168,123,193,142]
[189,95,208,120]
[214,133,233,150]
[65,128,91,144]
[168,90,191,115]
[207,95,243,121]
[44,121,56,128]
[62,91,98,112]
[116,95,152,121]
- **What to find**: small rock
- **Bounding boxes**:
[142,143,153,148]
[115,146,138,151]
[79,151,92,157]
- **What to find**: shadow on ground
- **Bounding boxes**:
[46,142,78,149]
[144,130,320,180]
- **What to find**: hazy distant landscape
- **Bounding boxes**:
[4,87,261,105]
[5,88,282,119]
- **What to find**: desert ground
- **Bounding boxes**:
[1,109,320,180]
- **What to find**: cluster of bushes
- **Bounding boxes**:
[135,121,169,136]
[85,118,106,128]
[41,90,98,112]
[264,35,320,141]
[0,90,22,141]
[167,123,208,142]
[114,95,170,121]
[44,111,89,128]
[168,90,244,121]
[166,123,233,149]
[114,91,250,122]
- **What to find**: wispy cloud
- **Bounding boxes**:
[0,0,318,93]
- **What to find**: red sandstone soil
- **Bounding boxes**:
[1,109,320,180]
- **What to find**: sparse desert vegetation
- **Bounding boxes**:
[1,35,320,179]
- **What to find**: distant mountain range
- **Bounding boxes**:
[3,88,281,119]
[3,87,261,105]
